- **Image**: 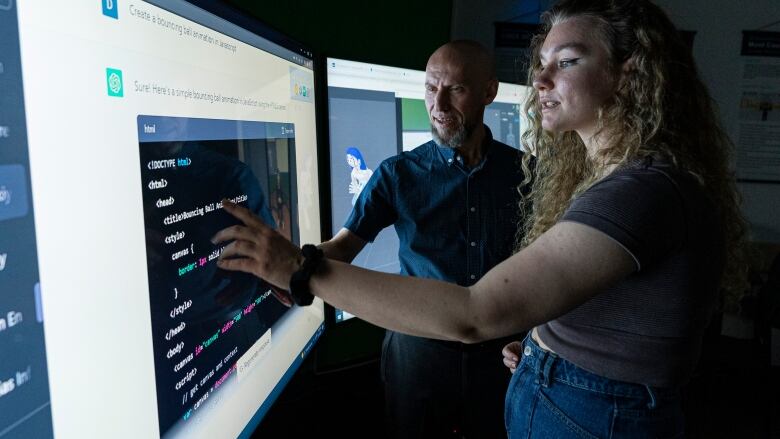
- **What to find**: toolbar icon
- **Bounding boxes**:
[102,0,118,19]
[0,164,29,222]
[106,68,124,97]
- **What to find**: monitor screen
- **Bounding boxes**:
[326,57,530,322]
[1,1,324,438]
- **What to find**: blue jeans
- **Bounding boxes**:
[504,336,685,439]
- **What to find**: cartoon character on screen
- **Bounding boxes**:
[346,147,373,206]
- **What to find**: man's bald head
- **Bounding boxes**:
[424,40,498,152]
[426,40,497,83]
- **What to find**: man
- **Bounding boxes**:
[321,40,528,438]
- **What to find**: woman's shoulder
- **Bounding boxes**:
[591,154,709,212]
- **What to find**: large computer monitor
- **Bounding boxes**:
[1,1,324,438]
[326,57,531,322]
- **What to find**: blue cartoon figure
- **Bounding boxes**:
[346,147,373,205]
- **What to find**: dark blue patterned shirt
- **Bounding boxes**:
[344,128,526,286]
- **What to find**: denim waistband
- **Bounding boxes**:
[520,335,679,402]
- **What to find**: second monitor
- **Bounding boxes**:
[326,58,530,322]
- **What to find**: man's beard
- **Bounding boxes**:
[431,120,475,149]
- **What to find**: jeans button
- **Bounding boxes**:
[523,346,532,356]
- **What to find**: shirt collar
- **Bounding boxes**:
[435,125,495,171]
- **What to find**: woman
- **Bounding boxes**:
[212,0,747,436]
[345,146,373,205]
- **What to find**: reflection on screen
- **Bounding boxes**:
[3,1,324,438]
[138,116,300,436]
[326,58,530,322]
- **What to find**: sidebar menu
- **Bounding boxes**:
[0,1,54,438]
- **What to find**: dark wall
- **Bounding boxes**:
[224,0,453,70]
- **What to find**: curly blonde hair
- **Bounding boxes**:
[517,0,748,304]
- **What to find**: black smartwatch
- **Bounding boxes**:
[288,244,324,306]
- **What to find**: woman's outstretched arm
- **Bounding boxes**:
[213,200,635,343]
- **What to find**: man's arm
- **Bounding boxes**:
[319,228,368,263]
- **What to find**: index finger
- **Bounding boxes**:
[222,198,268,230]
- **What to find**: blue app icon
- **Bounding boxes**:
[102,0,118,19]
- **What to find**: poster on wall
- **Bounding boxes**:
[736,31,780,183]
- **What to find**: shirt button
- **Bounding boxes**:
[447,158,453,163]
[470,274,476,280]
[470,207,476,212]
[470,241,476,247]
[523,346,532,356]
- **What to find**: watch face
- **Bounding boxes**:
[290,272,314,306]
[289,246,321,306]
